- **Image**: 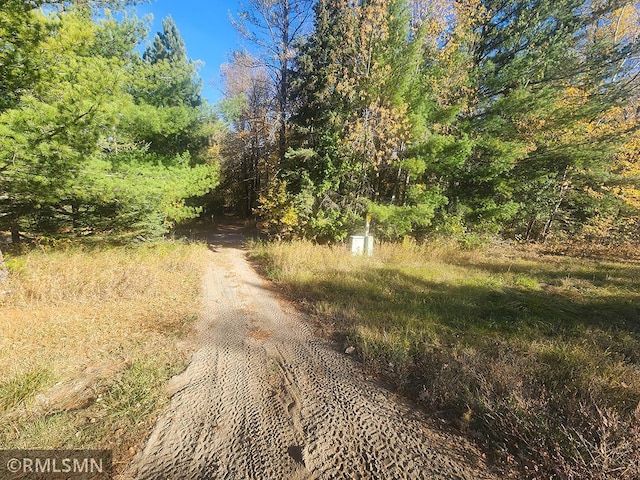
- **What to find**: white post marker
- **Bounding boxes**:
[364,214,373,256]
[350,215,374,256]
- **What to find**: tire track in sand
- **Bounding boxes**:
[124,241,498,480]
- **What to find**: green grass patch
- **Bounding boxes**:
[103,358,182,422]
[0,368,53,411]
[250,239,640,479]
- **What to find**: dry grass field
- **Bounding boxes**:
[0,242,208,473]
[250,239,640,479]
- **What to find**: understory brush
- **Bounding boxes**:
[250,239,640,479]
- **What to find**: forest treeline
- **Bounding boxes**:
[2,0,640,245]
[222,0,640,244]
[0,0,220,242]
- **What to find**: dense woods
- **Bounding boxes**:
[1,0,639,244]
[222,0,640,244]
[0,0,220,243]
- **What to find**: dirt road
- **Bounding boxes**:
[125,226,498,480]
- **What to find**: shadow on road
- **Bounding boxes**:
[179,216,262,249]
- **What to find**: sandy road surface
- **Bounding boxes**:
[125,225,498,480]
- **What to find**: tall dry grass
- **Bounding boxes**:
[0,242,208,471]
[250,238,640,479]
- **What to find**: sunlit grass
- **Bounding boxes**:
[250,239,640,479]
[0,368,53,412]
[0,241,207,472]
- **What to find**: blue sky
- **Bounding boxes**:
[134,0,244,104]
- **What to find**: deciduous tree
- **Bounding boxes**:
[219,51,276,216]
[232,0,314,166]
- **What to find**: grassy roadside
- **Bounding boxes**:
[250,239,640,479]
[0,241,208,473]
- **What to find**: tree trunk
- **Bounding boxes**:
[72,203,80,230]
[0,246,7,284]
[278,0,290,167]
[541,167,571,243]
[11,221,20,245]
[391,167,402,205]
[525,218,536,241]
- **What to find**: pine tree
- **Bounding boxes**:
[0,0,52,113]
[289,0,354,191]
[287,0,446,239]
[143,15,187,63]
[448,0,640,238]
[141,16,202,108]
[0,6,220,240]
[0,10,127,240]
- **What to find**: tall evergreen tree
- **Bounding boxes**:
[453,0,640,238]
[141,15,202,108]
[143,15,187,63]
[287,0,447,239]
[281,0,640,241]
[0,6,220,240]
[128,15,212,160]
[0,0,52,113]
[0,10,128,240]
